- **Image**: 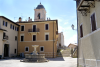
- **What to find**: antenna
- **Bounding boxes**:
[14,17,17,21]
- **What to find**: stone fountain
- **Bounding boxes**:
[22,45,48,62]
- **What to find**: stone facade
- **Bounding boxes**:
[76,0,100,67]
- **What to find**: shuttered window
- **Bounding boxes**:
[45,34,49,40]
[45,24,48,30]
[80,25,83,38]
[3,21,5,26]
[21,36,24,41]
[10,24,12,29]
[21,26,24,31]
[33,35,36,41]
[6,22,7,27]
[13,25,14,30]
[91,13,96,32]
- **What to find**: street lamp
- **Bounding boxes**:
[71,24,77,31]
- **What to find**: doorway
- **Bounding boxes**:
[4,44,9,57]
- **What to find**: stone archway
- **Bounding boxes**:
[4,44,9,57]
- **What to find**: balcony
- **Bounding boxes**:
[2,35,9,41]
[28,28,40,35]
[76,0,95,16]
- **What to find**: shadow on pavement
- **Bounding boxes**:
[47,57,65,61]
[0,57,23,61]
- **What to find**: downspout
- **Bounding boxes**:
[76,1,79,67]
[53,21,54,58]
[17,26,19,56]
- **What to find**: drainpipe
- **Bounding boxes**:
[53,21,54,58]
[76,1,79,67]
[17,26,19,57]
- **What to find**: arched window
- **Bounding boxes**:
[38,13,40,19]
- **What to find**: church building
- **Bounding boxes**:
[17,3,58,58]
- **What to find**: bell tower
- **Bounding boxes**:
[34,3,46,21]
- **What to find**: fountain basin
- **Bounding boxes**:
[22,54,49,62]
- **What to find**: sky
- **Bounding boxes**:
[0,0,77,46]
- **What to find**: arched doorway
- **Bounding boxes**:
[4,44,9,57]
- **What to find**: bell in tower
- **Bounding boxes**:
[34,3,46,21]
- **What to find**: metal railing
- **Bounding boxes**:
[28,28,40,32]
[3,35,9,40]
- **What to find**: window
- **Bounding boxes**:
[91,13,96,31]
[80,25,83,38]
[33,35,36,41]
[3,21,5,26]
[45,34,49,41]
[25,47,29,52]
[21,35,24,41]
[5,22,7,27]
[40,46,44,52]
[21,26,24,31]
[15,49,16,54]
[13,25,14,30]
[15,36,17,41]
[10,24,12,29]
[3,32,6,39]
[15,26,16,31]
[45,24,49,30]
[17,27,19,31]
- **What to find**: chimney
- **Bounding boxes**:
[49,18,50,20]
[28,17,30,21]
[30,18,32,21]
[19,17,22,22]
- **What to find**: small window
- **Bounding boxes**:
[21,35,24,41]
[25,47,29,52]
[21,26,24,31]
[3,32,6,39]
[3,21,5,26]
[80,25,83,38]
[91,13,96,32]
[15,36,17,41]
[15,26,16,31]
[33,35,36,41]
[40,46,44,52]
[15,49,16,54]
[10,24,12,29]
[45,34,49,41]
[17,27,19,31]
[13,25,14,30]
[5,22,7,27]
[45,24,49,30]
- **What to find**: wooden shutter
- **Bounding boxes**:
[80,25,83,38]
[91,13,96,31]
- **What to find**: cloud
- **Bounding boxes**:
[64,34,77,46]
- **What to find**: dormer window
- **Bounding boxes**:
[38,13,40,19]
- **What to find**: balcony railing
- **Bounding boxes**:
[77,0,94,8]
[28,28,40,32]
[3,35,8,40]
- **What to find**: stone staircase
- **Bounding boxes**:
[57,47,71,57]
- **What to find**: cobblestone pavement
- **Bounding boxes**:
[0,57,77,67]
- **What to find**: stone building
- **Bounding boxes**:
[0,16,19,58]
[76,0,100,67]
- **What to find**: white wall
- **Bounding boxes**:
[0,17,18,57]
